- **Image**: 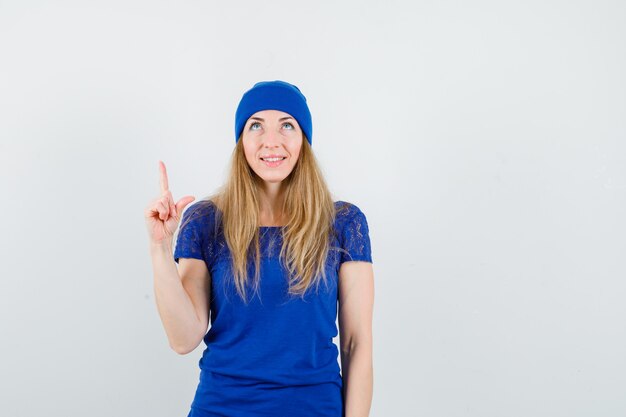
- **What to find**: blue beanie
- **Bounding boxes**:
[234,80,312,145]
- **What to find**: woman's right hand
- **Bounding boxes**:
[145,160,196,246]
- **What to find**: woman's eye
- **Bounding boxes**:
[250,121,293,130]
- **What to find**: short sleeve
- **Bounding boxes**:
[173,203,206,264]
[339,205,373,265]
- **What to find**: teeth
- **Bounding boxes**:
[262,157,284,162]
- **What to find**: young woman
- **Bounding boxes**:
[145,80,374,417]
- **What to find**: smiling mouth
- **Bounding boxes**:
[260,157,286,167]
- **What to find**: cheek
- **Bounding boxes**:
[242,143,255,161]
[292,144,303,158]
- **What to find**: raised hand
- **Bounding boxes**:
[145,160,196,245]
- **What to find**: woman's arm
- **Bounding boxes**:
[338,261,375,417]
[151,242,210,354]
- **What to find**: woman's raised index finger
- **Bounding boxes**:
[159,160,169,193]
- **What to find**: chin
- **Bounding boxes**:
[260,176,288,184]
[251,165,295,184]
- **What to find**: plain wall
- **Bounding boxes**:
[1,0,624,416]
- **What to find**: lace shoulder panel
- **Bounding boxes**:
[334,200,373,265]
[173,199,216,264]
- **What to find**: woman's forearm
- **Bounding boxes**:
[341,342,373,417]
[151,242,203,354]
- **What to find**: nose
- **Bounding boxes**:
[261,129,282,148]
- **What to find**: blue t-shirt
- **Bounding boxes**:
[173,200,373,417]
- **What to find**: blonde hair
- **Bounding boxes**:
[177,133,341,304]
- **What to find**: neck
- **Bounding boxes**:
[257,180,286,225]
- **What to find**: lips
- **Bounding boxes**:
[260,157,286,167]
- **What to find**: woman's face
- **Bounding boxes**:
[241,109,303,185]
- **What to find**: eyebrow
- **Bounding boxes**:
[249,116,293,122]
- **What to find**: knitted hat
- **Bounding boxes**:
[234,80,312,145]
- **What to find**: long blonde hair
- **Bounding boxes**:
[178,133,340,304]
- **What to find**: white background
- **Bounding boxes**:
[1,1,625,416]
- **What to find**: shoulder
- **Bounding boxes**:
[334,200,367,217]
[182,199,216,219]
[333,200,369,231]
[333,200,373,263]
[179,198,218,234]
